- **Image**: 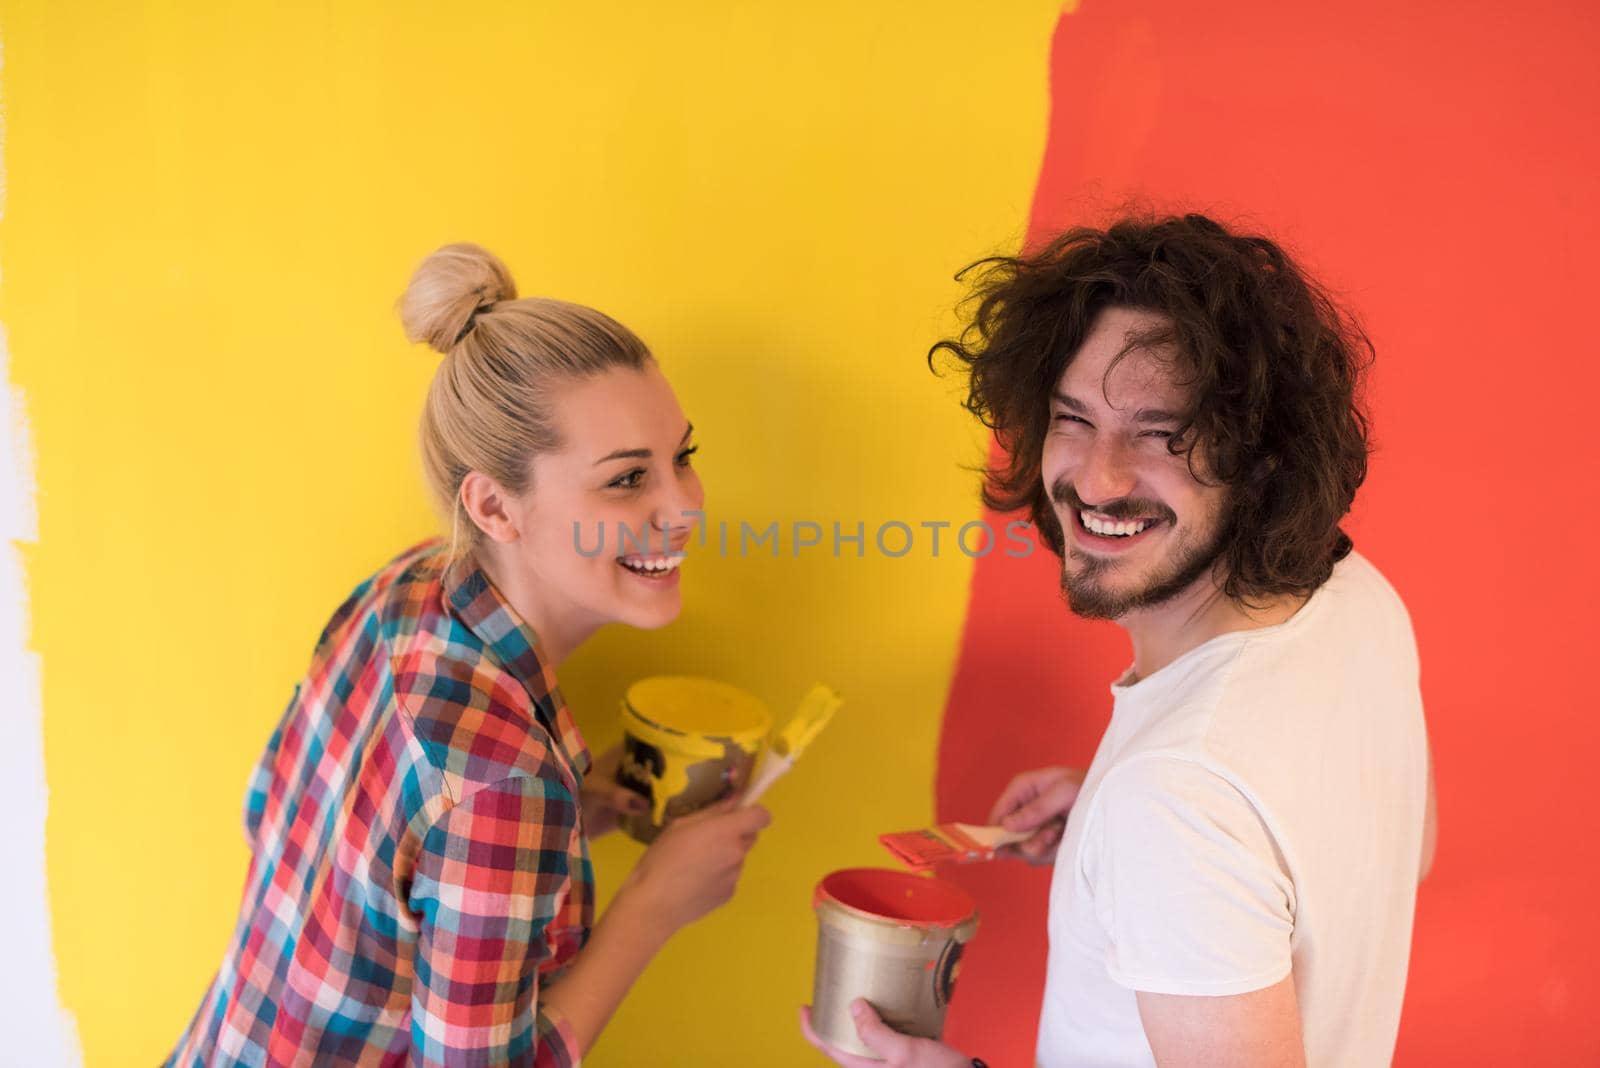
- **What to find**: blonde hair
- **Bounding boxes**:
[399,242,651,560]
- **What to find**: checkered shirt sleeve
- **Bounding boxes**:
[409,775,582,1068]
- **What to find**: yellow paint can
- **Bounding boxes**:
[615,676,771,843]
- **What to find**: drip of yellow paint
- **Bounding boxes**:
[623,677,772,824]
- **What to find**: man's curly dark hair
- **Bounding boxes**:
[931,213,1372,605]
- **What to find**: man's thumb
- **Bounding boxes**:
[851,999,911,1056]
[1008,773,1083,832]
[1003,792,1056,832]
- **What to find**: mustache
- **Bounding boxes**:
[1049,476,1176,525]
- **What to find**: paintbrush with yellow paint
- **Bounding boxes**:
[739,684,842,805]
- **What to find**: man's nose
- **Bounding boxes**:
[1073,435,1138,508]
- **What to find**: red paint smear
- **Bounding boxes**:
[934,2,1600,1065]
[817,869,978,927]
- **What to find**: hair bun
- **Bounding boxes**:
[399,242,519,354]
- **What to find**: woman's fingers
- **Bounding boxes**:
[587,778,648,812]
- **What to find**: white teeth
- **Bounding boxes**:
[1079,511,1155,538]
[618,554,682,575]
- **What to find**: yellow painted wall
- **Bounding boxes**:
[0,3,1057,1062]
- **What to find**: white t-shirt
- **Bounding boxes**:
[1036,552,1428,1067]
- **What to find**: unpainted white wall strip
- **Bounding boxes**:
[0,35,86,1066]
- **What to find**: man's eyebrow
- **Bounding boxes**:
[593,423,694,465]
[1052,392,1089,413]
[1053,393,1183,424]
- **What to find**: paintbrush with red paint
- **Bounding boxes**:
[878,822,1033,871]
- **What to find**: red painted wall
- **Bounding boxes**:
[935,2,1600,1064]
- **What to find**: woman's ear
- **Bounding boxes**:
[459,471,521,544]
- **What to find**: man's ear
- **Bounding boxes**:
[460,470,520,544]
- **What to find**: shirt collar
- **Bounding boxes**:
[441,552,592,781]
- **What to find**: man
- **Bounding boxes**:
[803,214,1435,1066]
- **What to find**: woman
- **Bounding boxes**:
[166,243,771,1066]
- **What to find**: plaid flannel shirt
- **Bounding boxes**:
[166,541,594,1067]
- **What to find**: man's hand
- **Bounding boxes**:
[579,744,651,838]
[799,1001,972,1068]
[988,766,1086,865]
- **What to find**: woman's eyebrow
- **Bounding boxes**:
[593,423,694,465]
[594,446,650,465]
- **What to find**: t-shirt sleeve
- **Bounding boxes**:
[408,774,581,1068]
[1086,756,1295,997]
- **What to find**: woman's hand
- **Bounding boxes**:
[987,765,1086,865]
[616,800,771,937]
[579,745,651,838]
[800,1001,973,1067]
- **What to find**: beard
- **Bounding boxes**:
[1051,477,1229,620]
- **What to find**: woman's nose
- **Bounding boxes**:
[649,475,703,539]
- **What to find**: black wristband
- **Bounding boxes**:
[971,1061,989,1068]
